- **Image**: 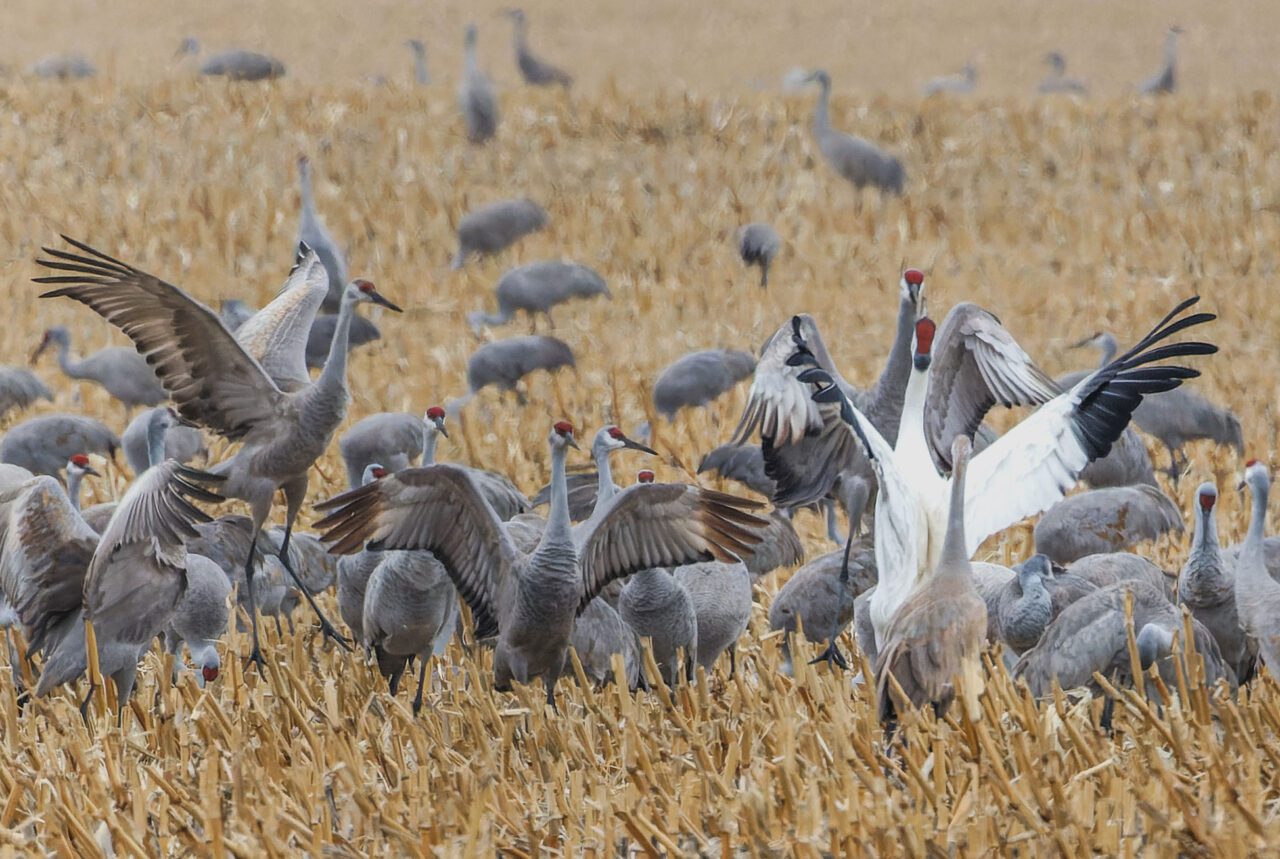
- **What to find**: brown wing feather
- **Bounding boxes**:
[35,237,286,440]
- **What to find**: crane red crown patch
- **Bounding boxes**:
[1246,458,1261,468]
[372,466,389,479]
[554,421,574,436]
[1198,491,1215,511]
[70,454,90,467]
[915,318,936,355]
[356,279,376,293]
[607,426,624,439]
[903,269,924,286]
[426,406,446,420]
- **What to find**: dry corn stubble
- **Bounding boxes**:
[2,19,1280,855]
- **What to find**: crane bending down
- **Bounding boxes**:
[34,236,402,667]
[316,422,766,706]
[789,296,1216,653]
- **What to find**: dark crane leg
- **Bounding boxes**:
[278,476,351,651]
[242,533,267,673]
[810,528,857,672]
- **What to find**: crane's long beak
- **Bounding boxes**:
[368,290,403,313]
[433,417,449,439]
[29,336,49,364]
[1068,332,1099,349]
[83,466,101,478]
[567,436,581,451]
[621,436,657,455]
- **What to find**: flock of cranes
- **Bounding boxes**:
[0,12,1265,736]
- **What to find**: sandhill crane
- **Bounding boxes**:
[1139,26,1182,95]
[0,367,51,419]
[341,409,447,487]
[27,460,224,710]
[33,326,166,414]
[1065,552,1174,598]
[1180,482,1256,680]
[769,538,875,675]
[296,156,348,312]
[363,547,459,713]
[1038,52,1088,95]
[30,54,95,79]
[1234,461,1280,672]
[673,559,753,677]
[317,422,765,705]
[875,436,986,726]
[468,261,610,332]
[337,464,388,642]
[1,414,118,478]
[697,443,775,498]
[305,313,380,368]
[1033,484,1183,564]
[530,425,657,520]
[163,554,231,686]
[737,223,781,288]
[742,510,805,579]
[619,470,699,687]
[1061,330,1242,480]
[994,555,1098,656]
[36,236,402,664]
[452,199,548,269]
[122,407,206,476]
[179,38,286,81]
[463,334,574,403]
[732,269,925,531]
[459,24,499,144]
[1077,427,1157,488]
[81,410,186,528]
[504,9,573,88]
[266,526,337,617]
[63,454,99,512]
[653,350,756,421]
[922,63,977,96]
[1015,579,1230,699]
[789,296,1216,653]
[571,599,641,689]
[803,70,905,197]
[408,40,430,84]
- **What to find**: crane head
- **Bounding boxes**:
[31,325,68,363]
[804,69,831,89]
[913,318,936,371]
[1195,482,1217,513]
[424,406,449,438]
[900,268,925,305]
[502,8,526,23]
[601,425,657,456]
[552,421,580,451]
[351,279,403,313]
[67,453,100,478]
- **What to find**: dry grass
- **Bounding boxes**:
[3,3,1280,853]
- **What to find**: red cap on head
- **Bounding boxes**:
[903,269,924,286]
[1198,491,1215,511]
[914,318,936,355]
[554,421,574,436]
[607,426,624,440]
[426,406,446,420]
[637,470,656,483]
[372,466,389,479]
[1246,458,1261,468]
[70,454,90,467]
[202,666,220,682]
[356,279,375,293]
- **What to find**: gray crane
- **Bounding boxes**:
[1015,579,1230,702]
[25,459,223,711]
[571,598,641,689]
[1060,330,1242,480]
[0,366,52,420]
[922,63,977,96]
[1234,461,1280,671]
[305,313,381,368]
[362,546,459,713]
[337,464,388,643]
[1038,52,1087,95]
[619,469,698,687]
[1180,482,1256,681]
[993,555,1097,656]
[1076,427,1158,488]
[458,24,499,144]
[452,198,548,269]
[63,454,99,512]
[122,407,206,476]
[1139,26,1182,95]
[768,538,876,675]
[737,223,781,288]
[1065,552,1175,598]
[341,408,448,488]
[874,436,987,726]
[317,421,765,706]
[463,334,574,402]
[0,413,118,478]
[653,349,756,420]
[30,54,95,79]
[162,554,231,687]
[82,407,187,527]
[742,510,804,580]
[408,40,429,84]
[530,425,657,520]
[179,38,285,81]
[673,560,752,677]
[33,325,166,415]
[468,261,609,332]
[803,70,904,196]
[267,526,338,621]
[1033,483,1183,564]
[36,236,402,665]
[504,9,572,88]
[296,156,349,312]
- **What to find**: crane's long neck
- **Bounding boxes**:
[512,20,529,56]
[304,295,355,423]
[146,414,167,470]
[1098,334,1117,368]
[812,80,832,136]
[1164,32,1178,68]
[544,443,572,540]
[894,366,931,458]
[465,39,480,76]
[56,340,82,379]
[422,425,439,465]
[1238,476,1271,585]
[866,292,918,444]
[594,444,616,509]
[936,447,971,578]
[413,49,429,84]
[66,469,84,513]
[1189,503,1220,563]
[299,164,318,225]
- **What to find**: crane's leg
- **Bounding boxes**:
[411,653,430,716]
[78,680,96,723]
[824,499,845,545]
[277,477,351,651]
[760,263,769,289]
[810,530,856,672]
[242,532,267,673]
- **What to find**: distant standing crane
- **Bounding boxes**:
[803,70,905,197]
[459,24,499,144]
[737,224,781,288]
[33,325,166,415]
[1139,26,1183,95]
[504,9,573,88]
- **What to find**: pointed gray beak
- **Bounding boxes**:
[433,417,449,439]
[1069,333,1099,349]
[83,466,101,478]
[567,435,581,451]
[369,290,402,313]
[621,436,657,456]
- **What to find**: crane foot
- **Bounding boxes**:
[809,642,850,672]
[245,646,268,675]
[316,618,353,652]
